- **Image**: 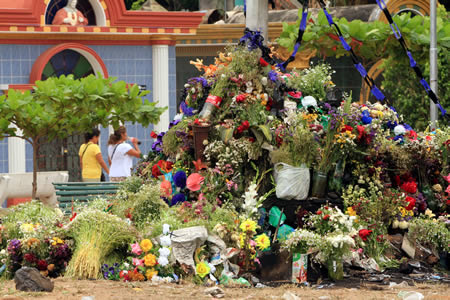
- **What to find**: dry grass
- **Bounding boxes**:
[0,278,449,300]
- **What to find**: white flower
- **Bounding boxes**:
[394,125,406,136]
[301,96,317,108]
[159,247,171,257]
[123,262,130,269]
[163,224,171,235]
[158,256,169,267]
[160,235,172,247]
[261,77,268,85]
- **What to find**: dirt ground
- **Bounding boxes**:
[0,278,449,300]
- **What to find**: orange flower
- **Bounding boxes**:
[144,254,157,267]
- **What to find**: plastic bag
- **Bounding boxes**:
[274,163,310,200]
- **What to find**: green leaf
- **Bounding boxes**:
[258,125,272,142]
[219,127,234,144]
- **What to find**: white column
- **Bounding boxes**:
[8,127,26,173]
[152,44,170,133]
[246,0,269,43]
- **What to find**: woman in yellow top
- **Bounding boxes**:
[78,128,109,182]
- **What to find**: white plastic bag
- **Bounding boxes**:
[273,163,310,200]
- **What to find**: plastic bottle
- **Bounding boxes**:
[198,95,222,121]
[128,137,141,145]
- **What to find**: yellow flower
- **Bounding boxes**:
[240,219,257,233]
[425,209,435,218]
[254,233,270,250]
[145,268,158,280]
[195,261,211,278]
[346,207,357,217]
[20,223,35,233]
[26,238,40,247]
[140,239,153,253]
[239,233,245,248]
[144,254,157,267]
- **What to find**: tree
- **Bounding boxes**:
[0,74,166,199]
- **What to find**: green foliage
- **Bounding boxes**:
[112,179,169,230]
[278,7,449,128]
[286,63,334,101]
[162,118,191,158]
[382,48,449,130]
[408,217,450,252]
[2,200,62,240]
[278,6,450,63]
[0,74,166,198]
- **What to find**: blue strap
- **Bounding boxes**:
[420,79,431,92]
[323,9,334,26]
[437,103,447,116]
[300,10,308,31]
[389,22,402,39]
[371,86,386,101]
[375,0,387,10]
[406,51,416,67]
[339,36,351,51]
[355,63,367,78]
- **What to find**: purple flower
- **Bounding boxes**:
[403,123,412,131]
[169,119,180,129]
[173,170,187,188]
[386,120,397,130]
[268,70,278,82]
[180,101,194,117]
[151,132,166,153]
[191,77,209,87]
[171,193,186,206]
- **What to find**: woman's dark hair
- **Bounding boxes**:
[84,128,100,142]
[108,126,126,145]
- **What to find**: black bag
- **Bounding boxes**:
[100,172,106,182]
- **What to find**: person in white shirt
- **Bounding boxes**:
[107,126,141,182]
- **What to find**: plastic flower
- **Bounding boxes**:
[158,256,169,267]
[144,253,157,267]
[173,170,187,188]
[186,173,204,191]
[140,239,153,253]
[131,242,143,255]
[358,229,372,241]
[401,181,417,194]
[405,196,416,211]
[346,207,357,217]
[132,258,144,267]
[159,247,171,257]
[160,235,172,247]
[254,233,270,250]
[160,180,172,198]
[196,261,211,278]
[240,219,257,233]
[162,224,171,235]
[145,268,158,280]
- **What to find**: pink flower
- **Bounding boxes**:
[249,240,257,247]
[357,248,363,254]
[446,184,450,195]
[198,193,206,202]
[444,173,450,184]
[186,173,204,191]
[131,242,142,256]
[132,258,144,267]
[160,180,172,197]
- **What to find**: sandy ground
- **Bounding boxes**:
[0,278,449,300]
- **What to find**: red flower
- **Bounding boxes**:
[405,196,416,210]
[194,118,201,125]
[356,125,365,140]
[287,91,302,99]
[316,210,322,215]
[406,130,417,140]
[259,57,269,67]
[248,137,255,143]
[237,121,250,134]
[24,253,37,263]
[376,235,384,243]
[150,131,158,139]
[70,212,77,222]
[236,94,247,103]
[359,229,372,241]
[401,181,417,194]
[37,260,48,271]
[341,125,353,133]
[266,97,274,111]
[323,214,330,220]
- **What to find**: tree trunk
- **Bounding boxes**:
[32,140,38,199]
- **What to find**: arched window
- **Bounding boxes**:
[41,49,95,80]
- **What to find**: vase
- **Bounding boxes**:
[292,253,308,283]
[327,258,344,281]
[192,124,211,161]
[311,170,328,198]
[328,159,346,193]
